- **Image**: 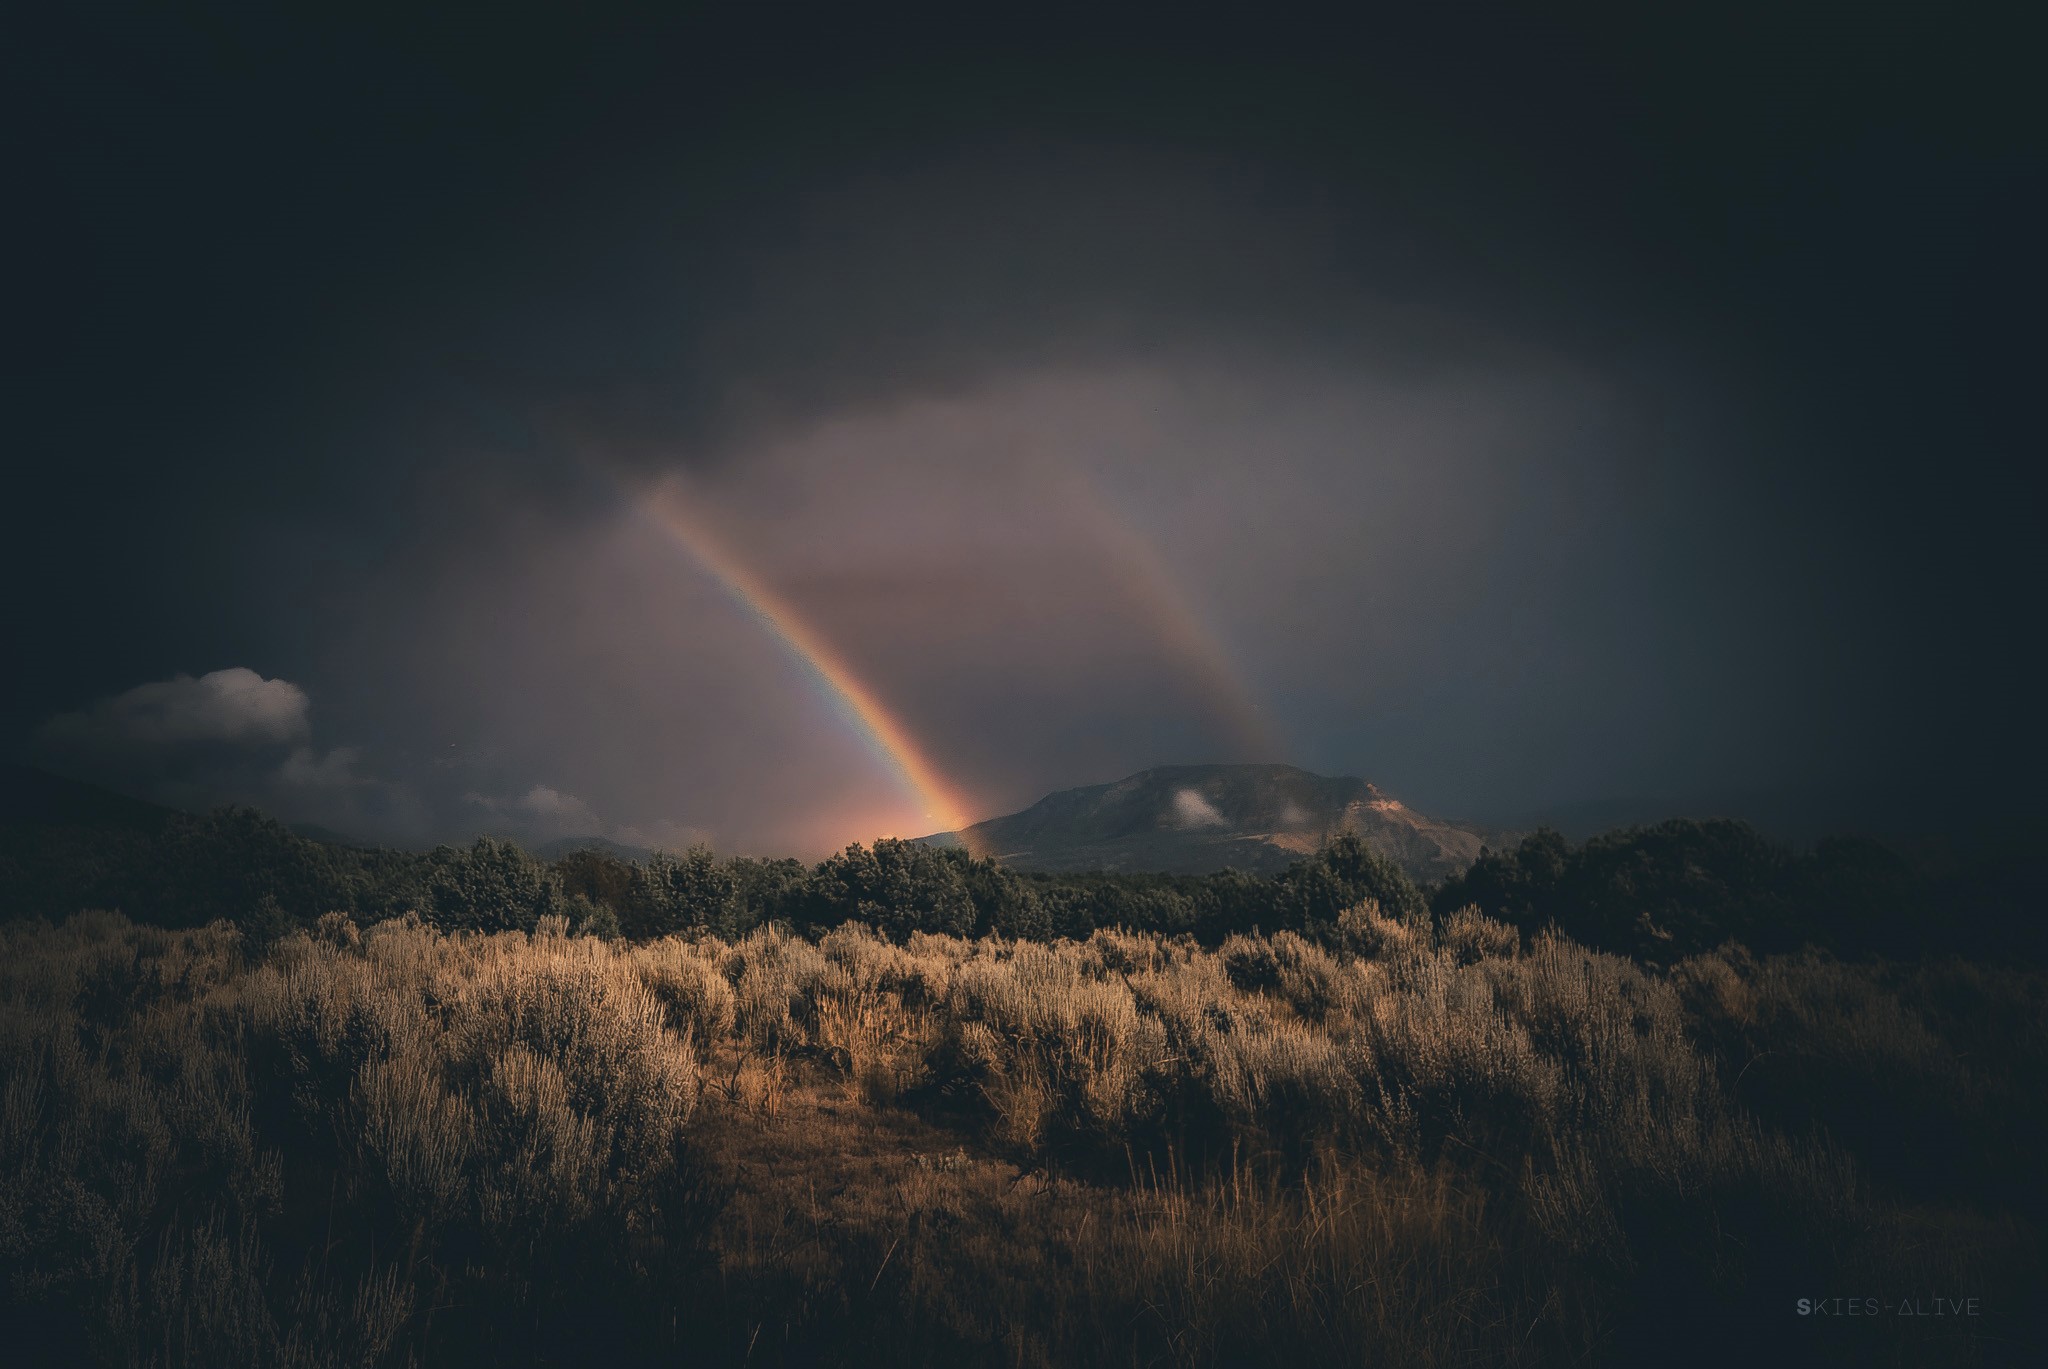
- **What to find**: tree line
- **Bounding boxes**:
[6,799,2040,962]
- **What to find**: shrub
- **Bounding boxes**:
[3,906,2038,1367]
[1438,904,1518,963]
[630,939,737,1044]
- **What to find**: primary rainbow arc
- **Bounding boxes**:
[639,482,982,851]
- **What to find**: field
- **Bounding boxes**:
[3,901,2040,1366]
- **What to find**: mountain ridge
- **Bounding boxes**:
[919,763,1514,883]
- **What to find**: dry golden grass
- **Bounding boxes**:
[1,905,2039,1366]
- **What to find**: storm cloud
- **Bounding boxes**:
[9,4,2039,852]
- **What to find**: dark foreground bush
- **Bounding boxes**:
[1436,818,2048,962]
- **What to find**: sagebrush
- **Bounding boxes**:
[2,905,2040,1365]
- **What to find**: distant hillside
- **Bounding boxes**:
[0,764,181,832]
[530,834,656,863]
[3,766,386,848]
[920,764,1513,883]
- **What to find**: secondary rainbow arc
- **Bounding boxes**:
[1059,471,1282,763]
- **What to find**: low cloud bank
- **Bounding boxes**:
[35,668,424,842]
[40,668,310,753]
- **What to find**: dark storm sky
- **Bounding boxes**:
[7,3,2042,852]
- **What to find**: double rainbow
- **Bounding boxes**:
[636,470,1279,857]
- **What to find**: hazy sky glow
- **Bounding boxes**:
[9,4,2040,852]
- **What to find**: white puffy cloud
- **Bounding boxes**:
[270,746,429,840]
[34,669,428,844]
[464,784,603,839]
[516,785,601,831]
[40,667,310,753]
[277,745,366,788]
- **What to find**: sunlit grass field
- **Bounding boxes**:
[3,905,2040,1366]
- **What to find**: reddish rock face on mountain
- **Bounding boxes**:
[920,764,1512,884]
